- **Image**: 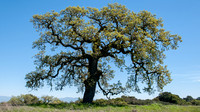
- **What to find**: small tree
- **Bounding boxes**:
[157,92,183,104]
[21,94,39,105]
[191,100,200,105]
[26,3,181,103]
[41,95,62,104]
[8,94,39,106]
[121,95,137,104]
[41,96,54,104]
[51,97,63,104]
[183,96,194,102]
[8,96,24,106]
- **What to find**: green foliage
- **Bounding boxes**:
[26,3,182,102]
[41,95,63,104]
[157,92,185,105]
[121,95,137,102]
[8,96,24,106]
[8,94,39,106]
[4,94,200,111]
[22,94,39,105]
[153,97,160,101]
[7,94,62,106]
[135,103,200,112]
[130,99,153,105]
[93,99,108,106]
[183,95,194,102]
[94,98,127,106]
[2,103,200,112]
[121,95,156,105]
[191,100,200,105]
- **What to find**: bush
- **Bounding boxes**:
[109,98,128,106]
[129,99,154,105]
[93,99,109,106]
[157,92,184,105]
[21,94,39,105]
[41,95,63,104]
[184,101,192,105]
[93,98,127,106]
[8,96,24,106]
[52,97,63,104]
[121,96,137,104]
[121,96,154,105]
[8,94,39,106]
[191,100,200,105]
[153,97,160,102]
[183,96,193,102]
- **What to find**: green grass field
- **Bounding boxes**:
[1,103,200,112]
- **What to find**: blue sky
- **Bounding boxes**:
[0,0,200,99]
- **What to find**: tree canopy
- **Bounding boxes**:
[26,3,181,103]
[157,92,183,104]
[183,96,194,102]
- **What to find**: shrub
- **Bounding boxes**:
[191,100,200,105]
[93,99,108,106]
[8,96,24,106]
[8,94,39,106]
[93,98,127,106]
[21,94,39,105]
[121,96,137,104]
[130,99,154,105]
[52,97,63,104]
[109,98,127,106]
[184,101,192,105]
[153,97,160,102]
[183,96,193,102]
[157,92,184,105]
[121,96,154,105]
[41,95,63,104]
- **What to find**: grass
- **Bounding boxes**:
[0,103,200,112]
[134,103,200,112]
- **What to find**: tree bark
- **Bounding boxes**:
[83,58,99,103]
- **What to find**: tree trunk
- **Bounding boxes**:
[83,58,99,103]
[83,80,97,103]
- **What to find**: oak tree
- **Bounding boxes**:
[26,3,182,103]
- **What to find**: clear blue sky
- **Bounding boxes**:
[0,0,200,99]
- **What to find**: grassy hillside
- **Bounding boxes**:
[1,103,200,112]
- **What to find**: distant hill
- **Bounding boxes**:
[60,97,78,102]
[0,96,10,102]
